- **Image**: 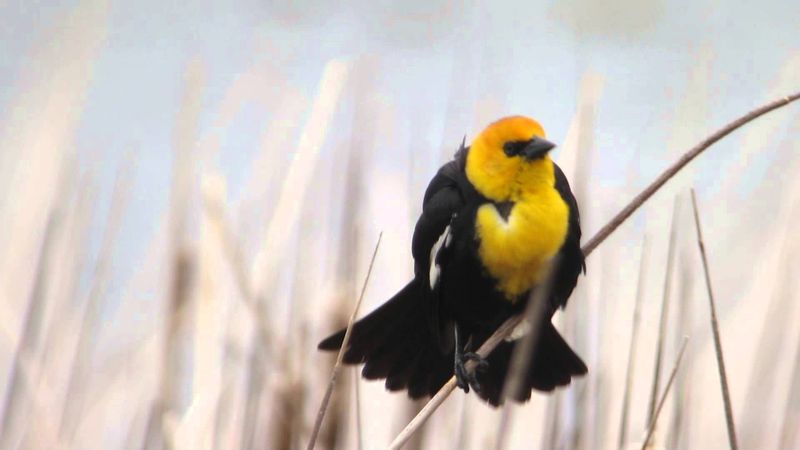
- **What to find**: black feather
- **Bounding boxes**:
[318,137,587,406]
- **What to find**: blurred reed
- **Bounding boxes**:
[0,5,799,449]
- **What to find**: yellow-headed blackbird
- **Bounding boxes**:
[319,116,587,405]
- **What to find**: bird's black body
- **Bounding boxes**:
[319,141,587,406]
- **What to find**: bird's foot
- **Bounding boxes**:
[454,352,489,394]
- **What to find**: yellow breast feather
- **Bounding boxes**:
[474,178,569,300]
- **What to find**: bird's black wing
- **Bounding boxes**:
[552,162,584,308]
[474,322,587,405]
[411,145,469,350]
[318,145,471,400]
[318,278,456,399]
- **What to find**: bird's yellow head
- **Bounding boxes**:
[465,115,557,201]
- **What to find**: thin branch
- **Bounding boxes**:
[388,316,525,450]
[646,197,680,425]
[690,189,739,450]
[667,260,695,450]
[618,235,649,450]
[493,258,561,450]
[306,232,382,450]
[387,91,800,449]
[389,380,455,450]
[639,337,689,450]
[582,91,800,256]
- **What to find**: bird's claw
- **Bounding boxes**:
[455,352,489,394]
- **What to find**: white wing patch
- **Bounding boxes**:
[429,224,451,289]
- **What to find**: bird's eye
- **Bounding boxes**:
[503,141,528,157]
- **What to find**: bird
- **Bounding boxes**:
[318,115,587,406]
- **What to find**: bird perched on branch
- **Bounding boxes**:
[319,116,586,405]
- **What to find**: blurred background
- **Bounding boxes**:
[1,0,799,449]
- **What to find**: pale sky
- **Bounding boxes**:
[2,0,798,323]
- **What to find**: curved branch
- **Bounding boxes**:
[388,90,800,450]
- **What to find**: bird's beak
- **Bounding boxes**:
[521,137,556,160]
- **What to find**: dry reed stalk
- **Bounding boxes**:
[591,257,618,450]
[779,331,800,449]
[28,176,93,446]
[398,399,428,450]
[207,194,282,450]
[142,59,204,450]
[37,167,94,372]
[388,91,800,449]
[266,135,353,450]
[388,316,525,450]
[738,128,800,449]
[269,355,304,450]
[59,156,136,441]
[245,64,350,450]
[775,181,800,450]
[239,337,267,450]
[639,337,689,450]
[216,198,263,320]
[144,247,192,450]
[204,192,275,450]
[2,157,79,450]
[251,60,350,300]
[618,236,649,449]
[581,92,800,256]
[322,93,369,449]
[645,197,680,429]
[716,56,800,198]
[690,190,739,450]
[344,62,375,450]
[0,213,59,450]
[668,260,695,450]
[306,232,382,450]
[206,197,273,450]
[166,174,227,450]
[739,228,796,448]
[555,72,604,450]
[493,258,560,450]
[0,3,109,437]
[293,328,310,450]
[214,217,274,449]
[312,307,348,449]
[0,0,108,315]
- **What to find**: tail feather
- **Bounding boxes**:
[318,282,587,406]
[385,349,424,391]
[318,279,453,399]
[318,281,418,361]
[475,322,587,406]
[362,333,417,379]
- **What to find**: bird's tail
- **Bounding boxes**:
[318,279,453,399]
[475,321,587,406]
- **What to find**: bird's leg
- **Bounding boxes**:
[453,323,489,394]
